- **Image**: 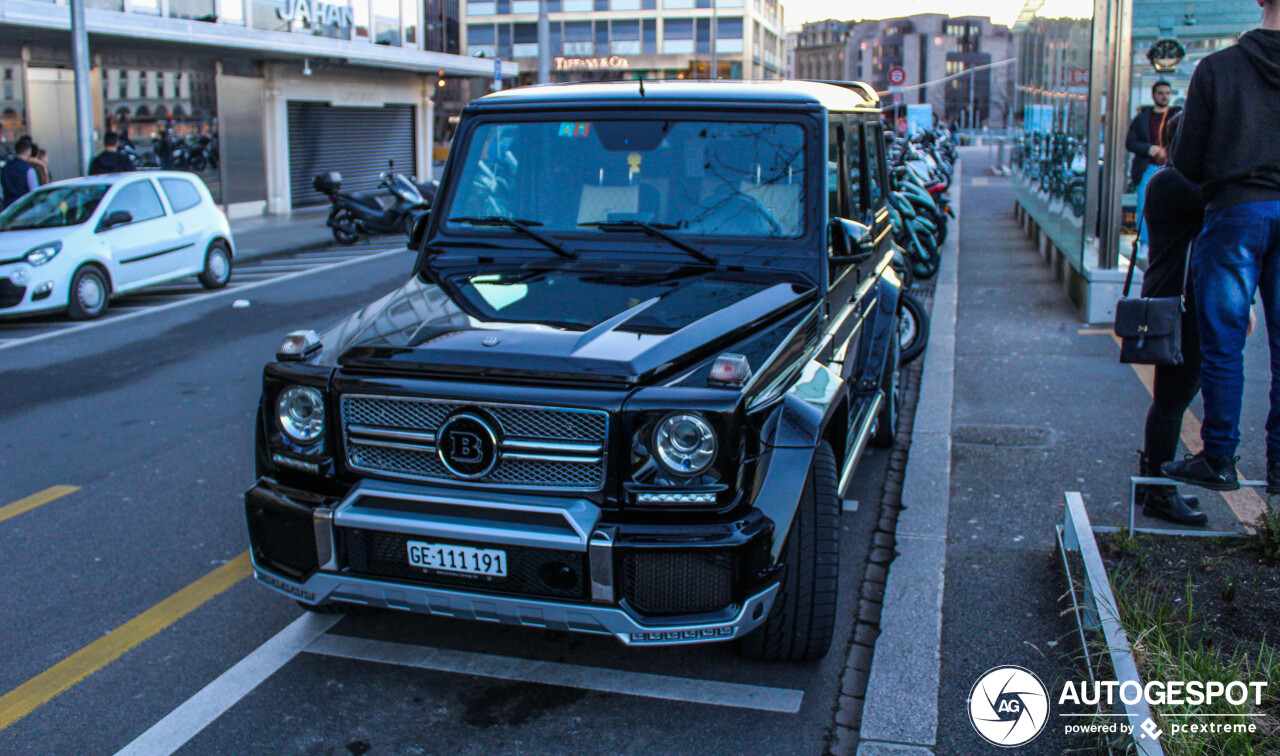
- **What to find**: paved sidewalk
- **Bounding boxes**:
[851,147,1265,754]
[228,207,408,262]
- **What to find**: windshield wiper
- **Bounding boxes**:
[449,216,576,259]
[578,220,718,266]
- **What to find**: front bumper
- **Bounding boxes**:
[246,478,779,646]
[253,555,779,646]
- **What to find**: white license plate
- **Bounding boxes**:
[406,540,507,577]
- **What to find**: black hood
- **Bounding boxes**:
[1238,29,1280,88]
[313,266,815,386]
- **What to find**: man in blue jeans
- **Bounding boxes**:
[1164,0,1280,493]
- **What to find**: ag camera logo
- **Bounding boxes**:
[968,665,1050,747]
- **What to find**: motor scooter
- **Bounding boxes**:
[314,166,431,245]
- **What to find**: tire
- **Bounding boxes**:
[67,265,109,320]
[899,291,931,366]
[870,325,902,448]
[331,209,360,245]
[738,441,840,662]
[198,240,232,289]
[190,154,207,172]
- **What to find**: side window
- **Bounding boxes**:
[863,123,884,211]
[160,178,202,213]
[827,116,845,220]
[105,180,166,224]
[845,123,864,219]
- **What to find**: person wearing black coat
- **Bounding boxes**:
[1125,81,1180,256]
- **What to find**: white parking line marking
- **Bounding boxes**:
[0,247,409,353]
[113,613,341,756]
[306,634,806,714]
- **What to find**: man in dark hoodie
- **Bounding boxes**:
[1165,0,1280,494]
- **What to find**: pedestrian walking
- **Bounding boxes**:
[1135,114,1209,525]
[0,136,38,210]
[89,132,136,176]
[1165,0,1280,493]
[30,144,51,185]
[1125,80,1180,259]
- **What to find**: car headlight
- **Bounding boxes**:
[25,241,61,266]
[652,412,717,477]
[276,386,325,443]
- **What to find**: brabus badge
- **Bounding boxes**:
[482,335,501,347]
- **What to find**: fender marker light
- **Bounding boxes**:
[277,330,321,361]
[708,353,752,388]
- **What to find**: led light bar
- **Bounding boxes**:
[272,453,319,474]
[631,627,734,643]
[636,492,718,505]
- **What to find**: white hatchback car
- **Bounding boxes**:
[0,171,234,320]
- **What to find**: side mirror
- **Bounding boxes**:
[408,210,432,250]
[99,210,133,231]
[829,218,875,265]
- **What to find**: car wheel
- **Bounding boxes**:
[899,291,931,366]
[190,154,207,171]
[870,326,901,448]
[67,266,109,320]
[738,440,839,662]
[198,240,232,289]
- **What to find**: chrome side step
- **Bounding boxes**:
[839,390,883,494]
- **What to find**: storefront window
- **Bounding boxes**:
[402,0,418,44]
[1012,5,1093,272]
[101,65,220,204]
[169,0,215,19]
[220,0,246,24]
[1,62,27,153]
[373,0,401,45]
[131,0,161,15]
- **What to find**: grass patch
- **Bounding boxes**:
[1103,527,1280,755]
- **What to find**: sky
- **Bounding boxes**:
[784,0,1030,28]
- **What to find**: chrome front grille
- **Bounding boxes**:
[341,395,608,490]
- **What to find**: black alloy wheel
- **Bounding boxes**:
[331,209,360,245]
[871,326,902,448]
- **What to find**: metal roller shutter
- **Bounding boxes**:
[287,102,416,208]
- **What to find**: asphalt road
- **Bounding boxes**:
[0,244,892,755]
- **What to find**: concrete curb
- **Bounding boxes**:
[847,160,962,755]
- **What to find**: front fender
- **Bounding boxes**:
[853,269,903,393]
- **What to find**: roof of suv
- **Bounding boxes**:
[470,79,879,113]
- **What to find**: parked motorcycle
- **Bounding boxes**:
[314,167,431,245]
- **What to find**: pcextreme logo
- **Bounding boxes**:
[967,666,1051,747]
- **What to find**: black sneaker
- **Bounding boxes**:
[1138,486,1209,526]
[1161,453,1240,491]
[1268,460,1280,496]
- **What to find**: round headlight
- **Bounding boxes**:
[653,413,717,476]
[276,386,325,443]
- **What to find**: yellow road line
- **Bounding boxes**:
[0,551,252,732]
[1109,334,1267,526]
[0,486,80,525]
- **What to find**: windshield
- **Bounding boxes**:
[444,119,806,239]
[0,185,110,231]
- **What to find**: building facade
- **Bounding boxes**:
[460,0,786,84]
[846,14,1015,128]
[1,0,509,216]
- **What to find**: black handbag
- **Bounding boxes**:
[1113,220,1191,366]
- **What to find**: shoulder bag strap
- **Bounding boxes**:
[1179,237,1194,311]
[1123,213,1145,298]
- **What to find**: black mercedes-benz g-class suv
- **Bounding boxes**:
[246,80,904,662]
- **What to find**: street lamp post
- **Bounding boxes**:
[70,0,94,176]
[537,0,550,84]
